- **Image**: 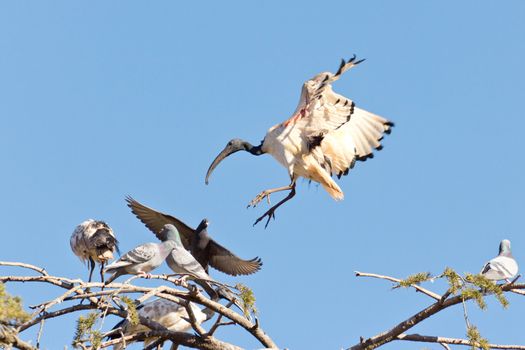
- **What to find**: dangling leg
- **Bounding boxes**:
[253,182,296,228]
[88,257,95,283]
[99,262,106,291]
[248,179,296,208]
[81,258,96,304]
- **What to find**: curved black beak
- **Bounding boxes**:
[205,143,243,184]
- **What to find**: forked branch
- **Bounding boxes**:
[349,270,525,350]
[0,261,277,350]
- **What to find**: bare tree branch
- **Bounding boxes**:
[0,326,37,350]
[354,271,441,300]
[207,301,234,336]
[19,304,120,332]
[349,271,525,350]
[397,333,525,349]
[1,262,278,350]
[99,330,244,350]
[0,261,49,276]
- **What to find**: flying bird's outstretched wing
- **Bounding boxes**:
[288,56,365,130]
[208,240,262,276]
[285,56,393,177]
[126,196,193,248]
[126,197,263,276]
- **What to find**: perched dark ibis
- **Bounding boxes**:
[70,219,119,283]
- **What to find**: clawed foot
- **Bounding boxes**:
[247,191,272,208]
[253,207,277,228]
[138,272,152,279]
[177,275,189,287]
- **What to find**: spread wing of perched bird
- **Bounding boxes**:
[103,229,177,284]
[70,219,119,283]
[480,239,519,281]
[205,56,393,227]
[109,298,212,350]
[126,196,262,276]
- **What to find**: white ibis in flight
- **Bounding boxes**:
[205,56,394,227]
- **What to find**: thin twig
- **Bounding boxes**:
[0,261,49,276]
[354,271,441,300]
[36,319,45,348]
[19,304,118,332]
[397,333,525,349]
[184,300,207,336]
[461,296,470,329]
[207,301,234,336]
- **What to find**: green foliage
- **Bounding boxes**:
[0,283,31,325]
[235,283,257,318]
[397,272,432,288]
[121,296,139,326]
[442,267,463,294]
[438,269,509,310]
[72,312,102,349]
[464,273,509,308]
[467,325,489,350]
[461,288,486,310]
[0,283,31,348]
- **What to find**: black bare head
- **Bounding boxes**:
[196,218,209,232]
[205,138,264,185]
[91,222,120,257]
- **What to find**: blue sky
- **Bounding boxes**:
[1,1,524,349]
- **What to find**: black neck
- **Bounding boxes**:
[245,142,264,156]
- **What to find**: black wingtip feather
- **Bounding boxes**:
[335,58,346,76]
[356,153,375,162]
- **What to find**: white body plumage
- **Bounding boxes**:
[261,64,392,200]
[481,255,519,281]
[480,239,519,281]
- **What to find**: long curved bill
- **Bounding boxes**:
[205,144,241,184]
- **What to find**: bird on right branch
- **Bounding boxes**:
[480,239,519,282]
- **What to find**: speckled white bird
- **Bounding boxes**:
[110,298,212,350]
[70,219,119,283]
[480,239,519,281]
[205,56,393,227]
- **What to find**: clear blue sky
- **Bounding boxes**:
[1,1,524,349]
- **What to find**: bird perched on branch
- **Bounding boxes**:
[109,298,212,350]
[480,239,519,282]
[205,56,393,227]
[126,196,262,276]
[70,219,119,283]
[104,226,178,284]
[158,224,244,311]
